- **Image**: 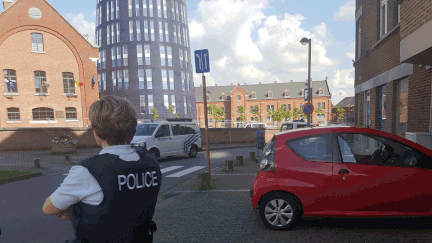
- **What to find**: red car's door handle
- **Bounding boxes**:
[338,169,349,174]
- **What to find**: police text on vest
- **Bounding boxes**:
[118,171,158,191]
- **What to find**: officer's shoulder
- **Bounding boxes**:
[78,154,116,167]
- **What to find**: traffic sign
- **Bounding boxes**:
[304,88,308,101]
[194,49,210,73]
[303,102,314,115]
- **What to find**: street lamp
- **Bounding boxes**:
[300,37,312,127]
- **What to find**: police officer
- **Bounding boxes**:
[42,95,162,242]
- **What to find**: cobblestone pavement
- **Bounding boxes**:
[152,160,432,243]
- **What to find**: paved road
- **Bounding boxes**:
[0,148,252,243]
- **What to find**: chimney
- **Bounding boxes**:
[200,84,202,87]
[231,83,233,85]
[215,84,217,86]
[3,0,13,10]
[274,81,277,83]
[237,82,240,85]
[244,83,246,85]
[83,34,89,40]
[259,82,261,84]
[290,80,293,83]
[325,76,328,81]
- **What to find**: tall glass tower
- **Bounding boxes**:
[95,0,196,122]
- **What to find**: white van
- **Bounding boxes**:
[130,122,202,160]
[280,122,314,131]
[241,123,267,128]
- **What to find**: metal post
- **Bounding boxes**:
[307,39,312,127]
[202,73,211,180]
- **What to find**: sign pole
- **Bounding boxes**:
[202,73,211,181]
[307,39,312,127]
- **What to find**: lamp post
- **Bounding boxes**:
[300,37,312,127]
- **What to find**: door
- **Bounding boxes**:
[171,123,187,154]
[154,124,172,157]
[333,132,432,213]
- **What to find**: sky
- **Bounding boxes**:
[47,0,356,106]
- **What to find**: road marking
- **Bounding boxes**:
[174,189,250,193]
[161,166,184,173]
[166,166,206,177]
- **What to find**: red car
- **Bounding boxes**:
[251,126,432,230]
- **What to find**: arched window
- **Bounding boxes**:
[65,107,77,120]
[267,91,273,98]
[32,107,54,120]
[7,107,20,121]
[284,90,289,97]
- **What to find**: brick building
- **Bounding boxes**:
[332,96,355,125]
[354,0,432,142]
[195,79,332,128]
[0,0,99,128]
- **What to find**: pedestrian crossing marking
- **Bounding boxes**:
[161,166,184,173]
[166,166,206,178]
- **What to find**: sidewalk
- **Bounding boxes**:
[153,158,266,243]
[0,143,255,184]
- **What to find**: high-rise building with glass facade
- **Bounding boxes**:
[95,0,196,121]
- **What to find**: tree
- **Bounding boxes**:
[293,108,302,120]
[168,105,175,118]
[314,107,325,120]
[251,105,260,122]
[175,115,180,118]
[269,107,285,127]
[280,107,293,123]
[208,104,225,128]
[332,106,345,123]
[238,106,246,123]
[150,108,160,121]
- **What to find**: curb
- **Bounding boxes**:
[0,172,44,185]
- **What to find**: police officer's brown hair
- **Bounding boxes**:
[89,95,137,145]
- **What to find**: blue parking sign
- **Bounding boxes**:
[194,49,210,73]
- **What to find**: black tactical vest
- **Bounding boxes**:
[69,149,161,242]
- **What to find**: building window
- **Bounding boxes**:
[159,21,164,41]
[138,69,145,89]
[116,0,119,18]
[284,90,289,97]
[140,95,146,114]
[177,25,181,44]
[107,26,110,45]
[102,49,106,69]
[31,33,44,52]
[116,23,120,42]
[184,50,188,69]
[396,79,408,136]
[167,46,172,66]
[160,45,166,66]
[144,20,149,41]
[111,0,114,20]
[267,116,272,122]
[148,94,154,113]
[181,72,185,90]
[300,103,304,112]
[3,69,18,93]
[179,49,184,68]
[317,114,325,120]
[173,24,177,44]
[136,20,141,41]
[111,47,116,67]
[102,72,106,91]
[123,70,129,90]
[99,5,102,24]
[319,89,324,95]
[150,20,155,41]
[165,22,169,42]
[122,45,128,66]
[137,44,143,65]
[251,92,256,99]
[32,107,54,121]
[129,21,133,41]
[112,71,117,91]
[380,0,388,37]
[169,70,174,89]
[398,3,400,24]
[111,23,115,43]
[171,94,176,113]
[163,0,167,18]
[184,96,187,114]
[162,69,168,89]
[63,72,75,94]
[135,0,140,16]
[116,46,121,66]
[222,94,226,100]
[149,0,153,17]
[128,0,132,17]
[34,71,48,94]
[146,69,152,89]
[107,2,110,21]
[65,107,77,120]
[157,0,162,17]
[171,1,175,20]
[164,95,169,112]
[237,95,241,101]
[267,105,274,112]
[117,70,123,90]
[98,74,101,91]
[317,102,325,109]
[268,91,273,98]
[206,94,210,101]
[7,108,20,121]
[143,0,147,17]
[175,1,179,21]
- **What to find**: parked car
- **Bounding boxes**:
[241,123,267,128]
[130,122,201,160]
[251,126,432,230]
[280,122,314,131]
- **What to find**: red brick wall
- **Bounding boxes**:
[400,0,432,40]
[407,66,432,133]
[0,0,99,128]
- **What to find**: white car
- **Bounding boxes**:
[130,122,202,160]
[241,123,267,128]
[280,121,314,131]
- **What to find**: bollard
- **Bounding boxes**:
[34,158,40,169]
[250,152,256,161]
[198,173,210,187]
[238,156,244,166]
[65,154,71,163]
[225,160,234,172]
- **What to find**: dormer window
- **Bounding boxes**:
[251,92,256,99]
[301,89,304,95]
[284,90,289,97]
[206,94,210,101]
[221,93,226,100]
[319,89,324,95]
[267,91,273,98]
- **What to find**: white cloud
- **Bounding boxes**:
[237,64,266,79]
[333,1,355,22]
[189,19,205,39]
[329,69,354,89]
[92,10,96,17]
[346,52,355,60]
[346,40,355,60]
[64,12,96,44]
[216,56,232,69]
[193,72,215,87]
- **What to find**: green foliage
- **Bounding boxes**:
[251,105,260,122]
[168,105,175,118]
[150,108,160,121]
[238,106,246,122]
[293,108,302,120]
[208,104,225,125]
[314,107,325,115]
[175,115,179,118]
[332,106,345,118]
